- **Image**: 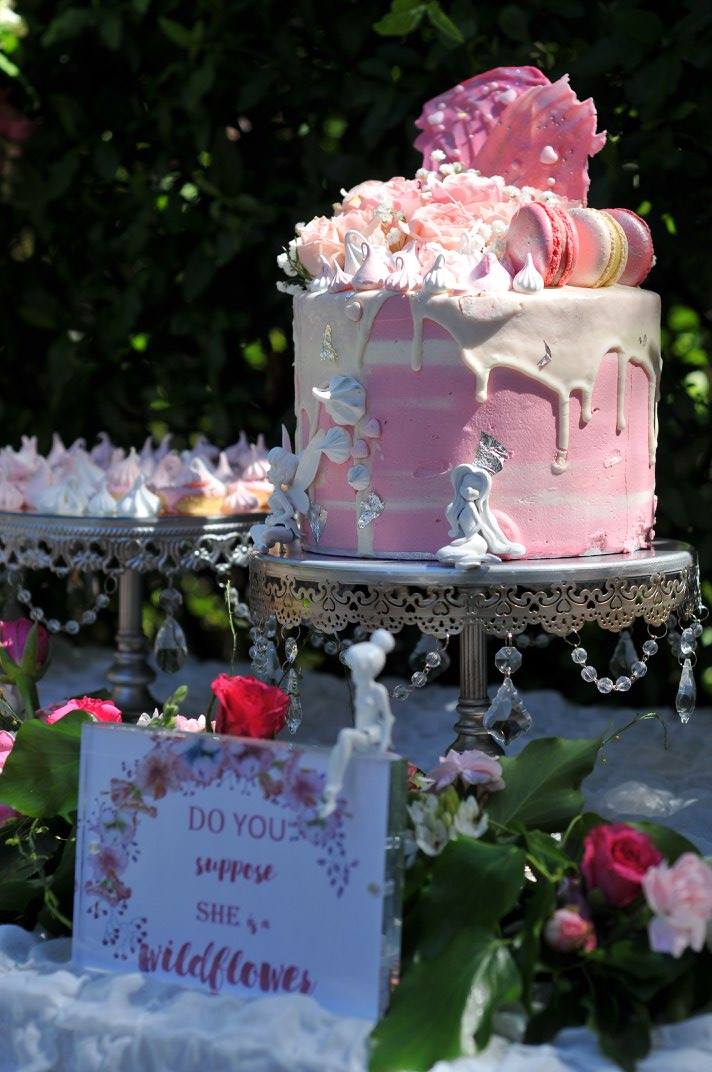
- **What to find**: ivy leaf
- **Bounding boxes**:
[0,712,91,820]
[419,837,525,957]
[629,820,700,862]
[426,3,464,44]
[369,929,520,1071]
[42,8,93,47]
[488,736,602,832]
[373,1,428,37]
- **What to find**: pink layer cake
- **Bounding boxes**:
[261,65,661,564]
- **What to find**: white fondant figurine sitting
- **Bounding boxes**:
[320,628,396,818]
[437,463,526,568]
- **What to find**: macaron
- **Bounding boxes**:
[548,205,579,287]
[605,208,654,286]
[505,203,559,287]
[567,207,628,288]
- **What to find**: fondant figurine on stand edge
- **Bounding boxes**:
[321,629,396,817]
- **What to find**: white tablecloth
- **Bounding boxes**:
[1,646,711,1071]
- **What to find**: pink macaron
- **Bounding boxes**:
[605,208,654,286]
[505,203,565,287]
[567,207,628,288]
[548,205,579,287]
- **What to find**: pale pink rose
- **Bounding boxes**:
[295,216,344,275]
[174,715,206,733]
[409,201,479,250]
[428,748,505,793]
[643,853,712,958]
[333,209,378,243]
[339,179,390,214]
[44,696,123,724]
[383,177,425,218]
[544,908,597,953]
[431,172,507,207]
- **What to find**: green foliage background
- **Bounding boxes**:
[1,0,710,687]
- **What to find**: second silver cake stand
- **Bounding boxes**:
[250,540,697,754]
[0,511,264,718]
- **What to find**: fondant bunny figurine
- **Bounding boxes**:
[320,628,396,818]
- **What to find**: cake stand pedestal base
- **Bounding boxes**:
[451,621,499,754]
[106,571,156,719]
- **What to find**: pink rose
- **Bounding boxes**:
[295,215,344,275]
[428,748,505,793]
[174,715,206,733]
[582,824,663,907]
[431,172,507,208]
[44,696,123,724]
[0,730,19,825]
[643,853,712,958]
[544,907,597,953]
[409,201,479,250]
[339,180,391,214]
[333,209,378,243]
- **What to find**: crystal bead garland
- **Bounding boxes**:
[483,632,533,747]
[276,624,303,734]
[11,571,114,636]
[153,584,189,673]
[566,627,662,694]
[248,616,280,683]
[391,634,450,701]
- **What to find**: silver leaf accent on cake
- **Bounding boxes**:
[308,503,328,544]
[320,324,338,363]
[475,432,509,474]
[357,491,385,529]
[537,341,552,369]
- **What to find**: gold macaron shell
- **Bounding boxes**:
[598,211,629,287]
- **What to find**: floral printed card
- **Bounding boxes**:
[72,724,406,1020]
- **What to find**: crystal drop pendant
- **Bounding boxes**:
[610,630,638,678]
[286,694,303,734]
[285,637,298,663]
[154,615,188,673]
[494,645,522,675]
[676,658,696,724]
[483,677,533,748]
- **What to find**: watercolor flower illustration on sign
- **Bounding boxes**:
[83,735,358,961]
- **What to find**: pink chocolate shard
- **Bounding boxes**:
[414,66,550,170]
[472,76,606,204]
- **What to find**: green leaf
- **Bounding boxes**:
[369,929,520,1071]
[0,878,43,916]
[629,820,701,862]
[373,1,427,37]
[426,3,464,44]
[0,52,20,78]
[98,12,123,51]
[588,978,652,1072]
[0,712,90,819]
[42,8,93,47]
[515,876,557,1008]
[488,736,602,832]
[419,838,525,957]
[524,829,574,881]
[158,16,202,50]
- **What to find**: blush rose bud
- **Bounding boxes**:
[544,908,597,953]
[0,619,51,721]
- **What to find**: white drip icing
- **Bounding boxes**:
[293,286,661,542]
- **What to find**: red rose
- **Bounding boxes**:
[211,674,289,739]
[582,823,663,907]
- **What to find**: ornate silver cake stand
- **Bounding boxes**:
[250,540,697,754]
[0,511,263,719]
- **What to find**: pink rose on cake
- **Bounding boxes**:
[409,200,481,250]
[339,177,423,218]
[295,216,344,276]
[431,171,507,208]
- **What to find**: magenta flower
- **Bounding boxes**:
[0,730,18,826]
[0,619,48,667]
[428,748,505,793]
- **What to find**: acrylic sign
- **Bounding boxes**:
[73,724,405,1019]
